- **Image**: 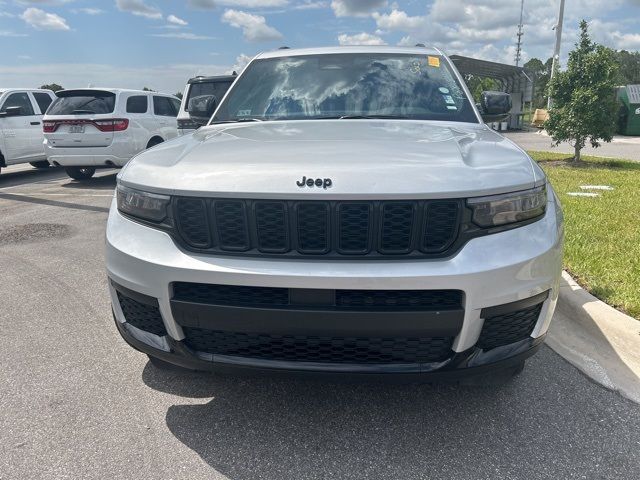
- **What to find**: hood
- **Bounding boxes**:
[119,120,540,199]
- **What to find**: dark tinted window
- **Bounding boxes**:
[126,95,148,114]
[48,90,116,115]
[186,81,232,111]
[153,96,177,117]
[170,98,181,114]
[1,92,35,116]
[33,92,53,114]
[214,54,477,123]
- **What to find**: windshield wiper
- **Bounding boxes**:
[337,114,410,120]
[72,109,95,115]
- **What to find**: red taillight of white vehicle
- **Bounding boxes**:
[43,118,129,133]
[94,119,129,132]
[43,121,58,133]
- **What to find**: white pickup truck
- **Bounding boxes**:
[0,88,56,175]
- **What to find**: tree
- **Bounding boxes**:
[524,57,553,108]
[545,20,619,162]
[174,91,183,99]
[614,50,640,84]
[40,83,63,92]
[463,75,500,103]
[142,87,155,92]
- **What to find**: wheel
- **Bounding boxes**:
[30,161,50,169]
[146,137,164,149]
[147,355,195,372]
[65,166,95,180]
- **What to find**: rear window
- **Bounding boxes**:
[186,81,233,111]
[48,90,116,115]
[126,95,148,114]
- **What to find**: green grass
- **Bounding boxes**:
[529,151,640,319]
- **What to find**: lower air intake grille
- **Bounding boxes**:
[477,302,543,350]
[172,282,463,311]
[183,329,454,364]
[117,291,167,336]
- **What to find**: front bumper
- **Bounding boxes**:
[106,194,563,375]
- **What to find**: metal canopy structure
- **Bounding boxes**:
[450,55,533,129]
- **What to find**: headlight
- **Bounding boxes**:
[467,185,547,228]
[116,184,170,222]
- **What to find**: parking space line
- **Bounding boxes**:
[0,193,110,213]
[0,192,114,197]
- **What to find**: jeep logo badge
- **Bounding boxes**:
[296,176,332,189]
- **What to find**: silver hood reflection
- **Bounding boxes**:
[119,119,540,199]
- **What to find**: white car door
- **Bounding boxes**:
[152,95,179,141]
[0,91,43,163]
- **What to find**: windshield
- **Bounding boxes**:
[48,90,116,115]
[213,53,478,123]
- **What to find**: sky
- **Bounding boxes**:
[0,0,639,94]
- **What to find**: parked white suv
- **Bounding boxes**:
[0,88,56,175]
[43,88,180,180]
[107,46,563,380]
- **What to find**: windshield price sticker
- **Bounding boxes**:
[428,56,440,68]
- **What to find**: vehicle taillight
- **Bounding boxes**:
[43,121,57,133]
[94,119,129,132]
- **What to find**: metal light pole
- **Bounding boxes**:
[547,0,566,109]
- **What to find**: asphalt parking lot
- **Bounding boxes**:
[1,165,640,480]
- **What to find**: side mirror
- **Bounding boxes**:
[0,106,22,117]
[187,95,217,127]
[479,91,511,122]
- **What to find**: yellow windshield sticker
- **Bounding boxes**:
[428,56,440,67]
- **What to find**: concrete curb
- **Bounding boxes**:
[547,271,640,404]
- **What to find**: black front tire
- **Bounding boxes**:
[30,161,51,169]
[65,166,96,180]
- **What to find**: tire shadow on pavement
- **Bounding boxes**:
[143,347,640,480]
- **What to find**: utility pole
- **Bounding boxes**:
[515,0,525,66]
[547,0,566,109]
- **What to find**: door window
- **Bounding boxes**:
[153,96,177,117]
[1,92,35,116]
[127,95,149,114]
[33,92,53,114]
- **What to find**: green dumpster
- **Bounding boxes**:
[617,85,640,136]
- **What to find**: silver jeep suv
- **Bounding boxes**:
[107,46,563,380]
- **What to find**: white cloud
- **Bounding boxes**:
[220,0,288,6]
[337,32,386,45]
[16,0,74,5]
[0,30,28,36]
[167,14,188,26]
[331,0,386,17]
[232,53,253,72]
[71,8,105,15]
[221,9,283,42]
[150,32,215,40]
[188,0,288,7]
[20,7,70,30]
[294,0,327,9]
[116,0,162,20]
[187,0,216,8]
[18,54,32,59]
